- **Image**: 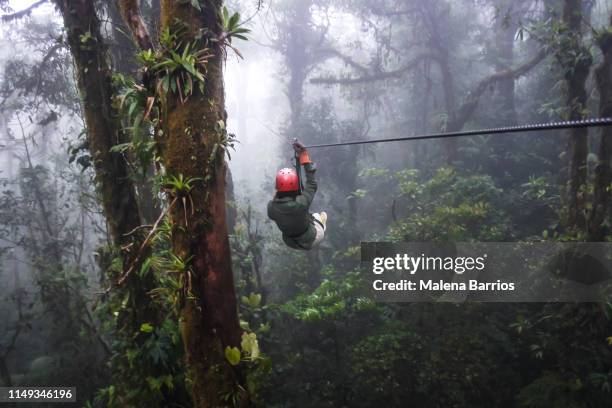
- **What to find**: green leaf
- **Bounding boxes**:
[146,376,162,391]
[181,61,199,77]
[241,332,260,359]
[181,42,191,60]
[223,6,229,24]
[152,59,176,71]
[140,322,154,333]
[109,143,132,153]
[239,319,251,331]
[161,75,170,93]
[128,100,138,119]
[247,293,261,308]
[229,12,240,29]
[232,27,251,34]
[183,79,192,97]
[224,346,241,365]
[139,257,152,278]
[163,375,174,390]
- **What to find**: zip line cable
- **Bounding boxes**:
[302,117,612,149]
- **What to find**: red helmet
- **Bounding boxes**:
[275,168,299,192]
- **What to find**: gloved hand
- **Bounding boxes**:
[292,140,305,153]
[293,140,312,165]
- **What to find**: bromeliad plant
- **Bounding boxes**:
[216,6,251,58]
[139,25,213,104]
[160,174,203,233]
[148,249,196,313]
[112,9,249,178]
[137,12,250,105]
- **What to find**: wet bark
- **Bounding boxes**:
[116,0,154,51]
[226,167,237,234]
[589,14,612,241]
[158,2,247,406]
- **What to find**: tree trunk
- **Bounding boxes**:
[55,2,168,404]
[589,14,612,240]
[430,43,458,161]
[560,0,592,231]
[492,3,520,125]
[226,167,237,234]
[285,0,312,125]
[420,1,458,161]
[158,2,247,406]
[109,1,162,224]
[54,0,142,246]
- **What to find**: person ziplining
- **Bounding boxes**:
[268,141,327,250]
[269,117,612,250]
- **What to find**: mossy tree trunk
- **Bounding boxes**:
[54,0,143,246]
[158,2,247,406]
[55,2,169,403]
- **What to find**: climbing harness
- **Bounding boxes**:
[294,150,303,193]
[301,117,612,149]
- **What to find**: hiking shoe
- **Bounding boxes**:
[319,211,327,229]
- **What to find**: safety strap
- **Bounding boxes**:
[294,151,303,193]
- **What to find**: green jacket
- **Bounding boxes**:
[267,163,317,249]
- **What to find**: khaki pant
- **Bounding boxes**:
[310,212,326,248]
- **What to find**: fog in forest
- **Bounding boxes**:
[0,0,611,407]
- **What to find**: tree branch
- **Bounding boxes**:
[451,49,548,130]
[314,47,370,74]
[310,52,435,85]
[1,0,47,21]
[115,0,153,50]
